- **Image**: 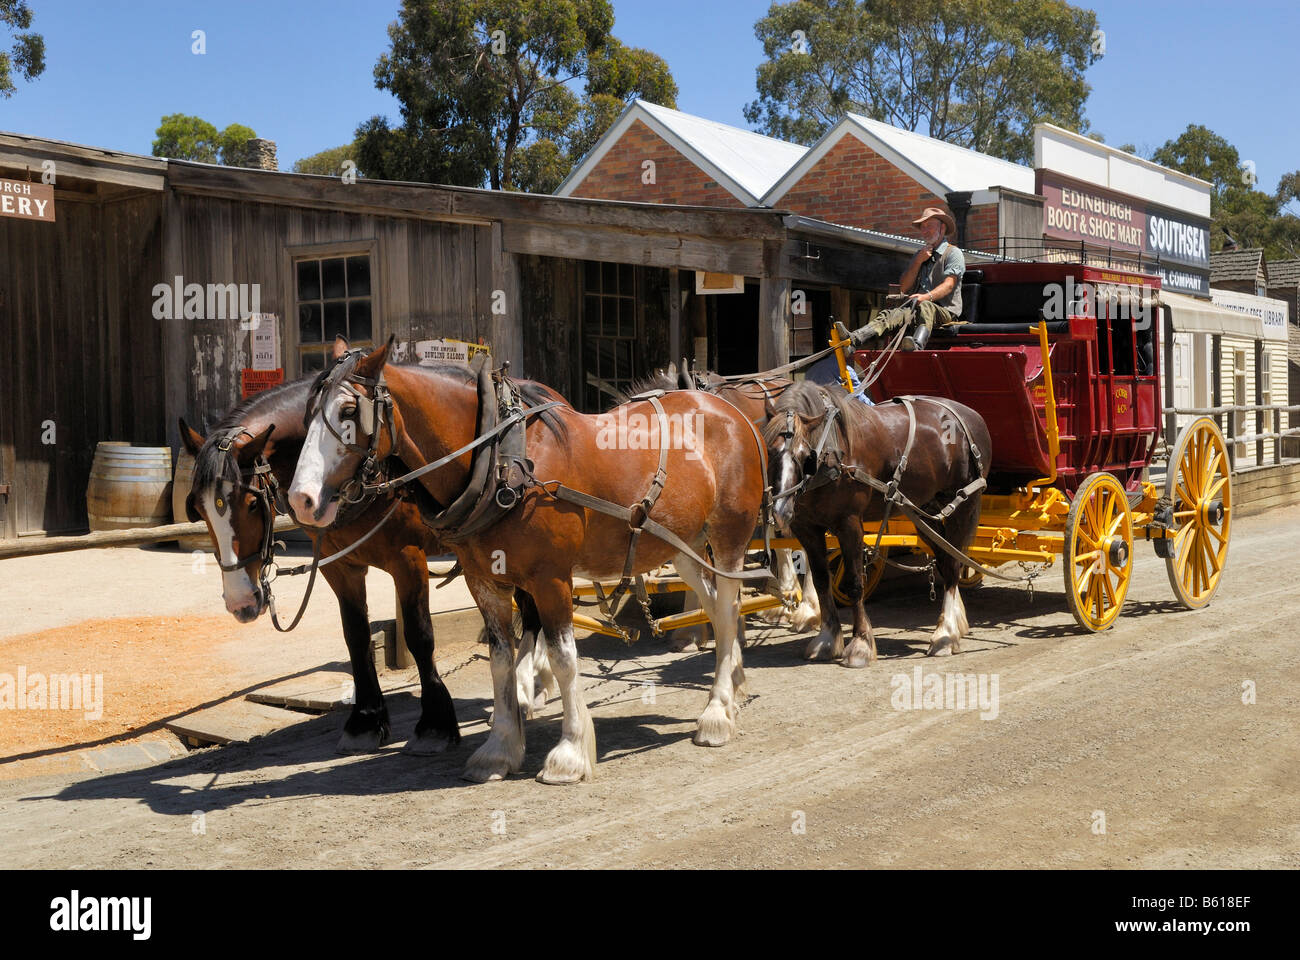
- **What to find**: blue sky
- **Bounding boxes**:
[2,0,1296,191]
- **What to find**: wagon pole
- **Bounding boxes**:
[0,516,298,561]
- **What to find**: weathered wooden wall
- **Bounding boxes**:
[172,192,497,432]
[0,187,163,537]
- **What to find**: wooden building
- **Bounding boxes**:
[1,133,918,538]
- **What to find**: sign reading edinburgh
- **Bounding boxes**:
[1039,172,1209,296]
[0,177,55,222]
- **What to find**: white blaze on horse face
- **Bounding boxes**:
[204,487,260,619]
[773,450,800,531]
[289,389,347,528]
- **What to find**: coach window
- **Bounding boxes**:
[295,254,373,374]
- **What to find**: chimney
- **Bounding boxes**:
[945,191,973,248]
[242,138,278,171]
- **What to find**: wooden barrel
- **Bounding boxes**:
[172,450,210,551]
[85,443,173,532]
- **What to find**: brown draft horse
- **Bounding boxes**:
[621,366,822,641]
[179,345,559,756]
[288,340,768,784]
[763,380,992,666]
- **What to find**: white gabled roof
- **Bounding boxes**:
[555,100,808,206]
[763,113,1035,205]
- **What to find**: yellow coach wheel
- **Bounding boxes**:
[828,546,888,606]
[1063,471,1134,632]
[1165,417,1231,609]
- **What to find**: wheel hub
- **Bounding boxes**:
[1106,537,1129,568]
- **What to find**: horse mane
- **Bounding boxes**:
[392,361,571,444]
[193,377,312,492]
[761,379,859,457]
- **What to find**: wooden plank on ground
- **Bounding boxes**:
[246,670,354,712]
[165,700,310,747]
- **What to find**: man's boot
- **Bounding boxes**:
[901,319,932,352]
[834,319,887,350]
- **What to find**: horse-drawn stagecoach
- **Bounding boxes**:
[182,255,1232,782]
[576,258,1231,637]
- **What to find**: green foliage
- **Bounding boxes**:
[218,123,257,165]
[292,143,361,176]
[152,114,221,163]
[357,0,676,190]
[150,114,259,166]
[1153,124,1300,259]
[745,0,1100,164]
[0,0,45,98]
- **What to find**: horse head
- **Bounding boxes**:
[289,335,397,529]
[181,417,278,622]
[762,382,835,532]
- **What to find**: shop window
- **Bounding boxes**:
[295,254,373,374]
[582,261,638,411]
[1233,349,1247,459]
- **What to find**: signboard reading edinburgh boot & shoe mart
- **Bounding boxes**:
[1034,125,1212,298]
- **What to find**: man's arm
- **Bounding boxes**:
[911,275,956,303]
[898,246,934,295]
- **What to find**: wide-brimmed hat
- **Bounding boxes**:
[912,206,956,237]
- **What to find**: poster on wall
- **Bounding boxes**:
[249,314,279,370]
[241,368,284,398]
[415,338,490,365]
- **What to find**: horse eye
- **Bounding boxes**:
[341,403,358,418]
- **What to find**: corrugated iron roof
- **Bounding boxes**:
[845,114,1037,194]
[634,101,809,202]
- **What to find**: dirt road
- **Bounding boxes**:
[1,506,1297,869]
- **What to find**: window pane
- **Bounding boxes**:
[322,258,347,300]
[348,299,372,341]
[618,263,633,296]
[298,302,322,342]
[296,260,321,300]
[301,348,326,373]
[602,261,616,294]
[585,295,600,334]
[619,298,634,337]
[347,256,371,297]
[324,300,348,341]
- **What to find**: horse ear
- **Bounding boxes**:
[179,417,205,456]
[237,424,276,465]
[331,335,350,361]
[356,334,395,379]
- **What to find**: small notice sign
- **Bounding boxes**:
[241,368,284,399]
[0,177,55,222]
[415,338,490,365]
[249,314,279,370]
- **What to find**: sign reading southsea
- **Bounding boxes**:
[1040,172,1209,296]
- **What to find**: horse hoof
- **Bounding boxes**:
[694,702,735,747]
[403,731,456,755]
[803,629,839,662]
[336,729,386,754]
[790,606,822,634]
[926,636,958,657]
[842,638,876,668]
[463,738,521,782]
[538,740,593,784]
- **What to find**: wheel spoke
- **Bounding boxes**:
[1205,474,1227,501]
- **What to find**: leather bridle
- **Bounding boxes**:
[304,351,396,508]
[187,427,284,577]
